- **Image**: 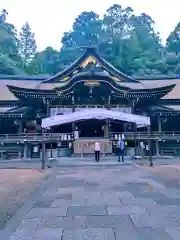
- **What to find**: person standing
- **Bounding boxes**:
[94,141,100,162]
[117,138,125,162]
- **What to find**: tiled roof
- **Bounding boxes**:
[1,78,180,101]
[166,105,180,110]
[0,107,14,113]
[121,79,180,99]
[0,80,40,101]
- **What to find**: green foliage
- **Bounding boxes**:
[19,22,37,67]
[166,22,180,54]
[0,54,24,75]
[58,6,166,76]
[27,46,60,75]
[0,7,180,77]
[0,9,19,60]
[0,9,22,74]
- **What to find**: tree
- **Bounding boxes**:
[19,22,37,68]
[62,11,101,48]
[163,52,179,74]
[59,6,165,76]
[59,11,102,66]
[0,54,24,75]
[166,22,180,55]
[101,5,134,68]
[0,9,20,60]
[0,6,180,77]
[103,4,134,43]
[175,63,180,74]
[122,13,165,75]
[0,9,22,74]
[0,9,8,23]
[28,47,61,75]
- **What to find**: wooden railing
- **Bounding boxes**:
[0,133,74,143]
[0,131,180,143]
[109,131,180,140]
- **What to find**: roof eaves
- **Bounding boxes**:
[0,75,49,81]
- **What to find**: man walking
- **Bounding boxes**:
[117,138,125,162]
[94,141,100,162]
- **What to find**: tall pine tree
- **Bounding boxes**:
[19,22,37,68]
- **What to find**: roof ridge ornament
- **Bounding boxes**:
[80,56,97,68]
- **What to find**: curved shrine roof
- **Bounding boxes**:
[1,47,179,101]
[1,78,180,101]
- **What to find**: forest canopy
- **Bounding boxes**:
[0,5,180,77]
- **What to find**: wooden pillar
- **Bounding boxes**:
[148,125,153,166]
[103,143,106,157]
[104,120,109,137]
[41,128,45,169]
[133,123,138,156]
[72,94,75,136]
[158,115,162,132]
[50,129,53,158]
[18,119,23,134]
[23,142,29,159]
[46,100,50,117]
[155,140,160,156]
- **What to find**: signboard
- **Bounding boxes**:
[84,81,100,86]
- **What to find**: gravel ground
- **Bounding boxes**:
[0,169,50,229]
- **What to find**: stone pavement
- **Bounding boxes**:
[0,155,178,169]
[0,169,50,231]
[2,165,180,239]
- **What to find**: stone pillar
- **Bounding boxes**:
[155,140,160,156]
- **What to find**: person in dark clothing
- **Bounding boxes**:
[117,139,125,162]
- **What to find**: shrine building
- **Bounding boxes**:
[0,47,180,159]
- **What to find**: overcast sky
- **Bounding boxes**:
[1,0,180,50]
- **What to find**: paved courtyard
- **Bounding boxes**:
[2,164,180,239]
[0,169,49,230]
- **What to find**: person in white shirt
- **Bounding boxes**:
[94,141,100,162]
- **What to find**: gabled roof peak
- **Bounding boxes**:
[42,47,139,84]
